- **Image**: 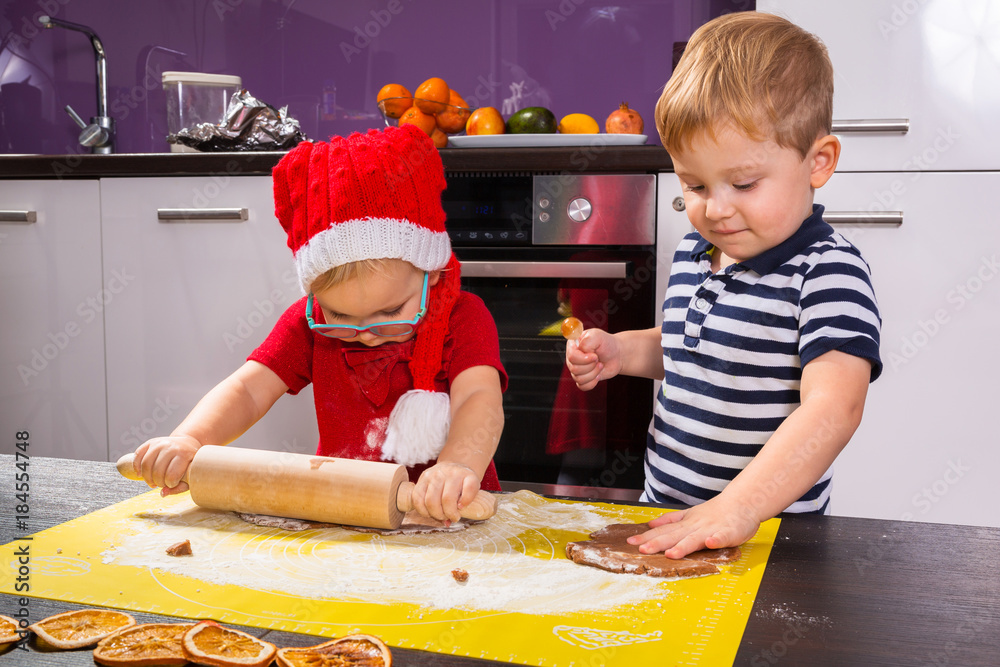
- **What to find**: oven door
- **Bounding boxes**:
[456,246,655,489]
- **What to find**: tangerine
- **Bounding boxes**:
[466,107,505,135]
[93,623,193,667]
[275,635,392,667]
[431,127,449,148]
[29,609,136,650]
[398,106,436,136]
[376,83,413,119]
[435,90,472,134]
[0,614,21,644]
[414,77,450,115]
[181,621,275,667]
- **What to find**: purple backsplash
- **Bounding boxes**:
[0,0,751,155]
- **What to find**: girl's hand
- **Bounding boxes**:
[133,435,202,496]
[626,494,760,559]
[566,329,623,391]
[411,461,481,524]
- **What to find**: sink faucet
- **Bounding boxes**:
[38,15,115,154]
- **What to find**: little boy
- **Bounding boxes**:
[133,125,506,524]
[567,12,881,557]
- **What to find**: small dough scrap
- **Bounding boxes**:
[565,523,741,578]
[451,568,469,582]
[165,539,193,557]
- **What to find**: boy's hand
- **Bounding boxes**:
[626,494,759,559]
[411,461,481,524]
[566,329,622,391]
[133,435,202,496]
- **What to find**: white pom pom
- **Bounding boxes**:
[381,390,451,467]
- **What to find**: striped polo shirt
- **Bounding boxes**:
[643,205,882,514]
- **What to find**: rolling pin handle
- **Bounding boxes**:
[395,480,498,522]
[116,453,143,481]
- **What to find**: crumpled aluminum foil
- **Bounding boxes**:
[167,89,310,152]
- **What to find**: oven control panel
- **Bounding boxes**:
[442,173,656,247]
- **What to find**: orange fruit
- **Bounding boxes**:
[376,83,412,119]
[28,609,136,649]
[414,77,450,115]
[93,623,194,667]
[430,127,449,148]
[398,106,436,136]
[0,614,22,644]
[182,620,275,667]
[275,635,392,667]
[466,107,505,135]
[435,90,472,134]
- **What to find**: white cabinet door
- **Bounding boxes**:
[758,0,1000,171]
[0,181,108,460]
[101,177,318,461]
[817,171,998,527]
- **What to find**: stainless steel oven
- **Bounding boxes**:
[444,172,657,489]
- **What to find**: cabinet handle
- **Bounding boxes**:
[0,210,37,223]
[461,261,628,279]
[157,208,248,222]
[831,119,909,134]
[824,211,903,226]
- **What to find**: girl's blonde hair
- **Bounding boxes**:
[309,258,420,294]
[655,12,833,158]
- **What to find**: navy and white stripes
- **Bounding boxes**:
[642,205,882,513]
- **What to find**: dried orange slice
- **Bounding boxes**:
[28,609,136,649]
[0,614,23,644]
[275,634,392,667]
[93,623,193,666]
[182,620,276,667]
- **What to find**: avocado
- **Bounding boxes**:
[506,107,557,134]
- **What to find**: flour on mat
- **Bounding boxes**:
[102,490,667,614]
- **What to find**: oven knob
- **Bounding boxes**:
[567,197,592,222]
[538,196,551,209]
[539,212,550,223]
[672,196,686,212]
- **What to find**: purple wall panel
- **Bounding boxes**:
[0,0,751,155]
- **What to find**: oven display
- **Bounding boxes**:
[443,175,533,246]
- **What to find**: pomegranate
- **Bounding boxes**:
[605,102,644,134]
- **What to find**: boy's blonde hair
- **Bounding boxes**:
[655,12,833,158]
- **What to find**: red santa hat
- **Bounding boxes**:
[272,124,461,466]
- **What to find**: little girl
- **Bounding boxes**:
[132,125,507,523]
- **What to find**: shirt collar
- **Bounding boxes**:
[688,204,834,275]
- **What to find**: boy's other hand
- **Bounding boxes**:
[411,461,481,524]
[626,495,759,559]
[566,329,621,391]
[133,435,202,496]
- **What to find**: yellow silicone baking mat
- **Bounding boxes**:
[1,489,778,666]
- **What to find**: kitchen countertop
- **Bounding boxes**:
[3,456,1000,666]
[0,145,672,179]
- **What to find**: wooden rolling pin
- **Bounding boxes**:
[116,445,498,530]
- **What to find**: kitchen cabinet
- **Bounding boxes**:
[657,171,1000,528]
[0,181,108,460]
[758,0,1000,171]
[815,171,999,528]
[100,177,318,461]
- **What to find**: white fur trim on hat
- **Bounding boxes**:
[293,216,452,293]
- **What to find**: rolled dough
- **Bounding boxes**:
[565,522,741,578]
[235,511,478,535]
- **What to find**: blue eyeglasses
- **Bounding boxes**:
[306,272,429,339]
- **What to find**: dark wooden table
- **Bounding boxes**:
[2,455,999,666]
